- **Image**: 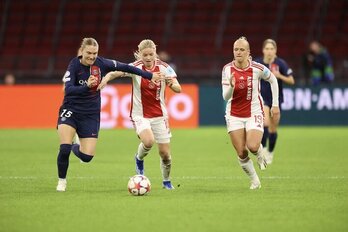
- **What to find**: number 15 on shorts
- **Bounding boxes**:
[60,109,73,118]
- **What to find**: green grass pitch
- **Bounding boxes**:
[0,127,347,232]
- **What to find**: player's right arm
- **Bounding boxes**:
[222,65,234,101]
[63,59,96,96]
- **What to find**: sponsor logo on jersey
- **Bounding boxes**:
[247,76,252,100]
[78,80,88,86]
[238,83,245,89]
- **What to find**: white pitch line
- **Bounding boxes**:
[0,176,346,180]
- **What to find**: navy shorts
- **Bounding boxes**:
[263,97,273,108]
[57,106,100,138]
[262,97,282,111]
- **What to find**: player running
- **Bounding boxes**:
[98,39,181,190]
[255,39,295,164]
[56,37,164,192]
[222,37,279,189]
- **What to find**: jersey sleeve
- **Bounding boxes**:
[63,59,90,96]
[260,65,272,81]
[221,66,230,86]
[104,58,153,80]
[279,58,293,77]
[222,66,233,101]
[165,65,177,78]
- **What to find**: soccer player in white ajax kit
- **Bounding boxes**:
[222,37,280,189]
[99,39,181,189]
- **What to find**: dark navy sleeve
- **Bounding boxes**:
[101,57,153,80]
[115,61,153,80]
[278,58,293,77]
[63,60,90,96]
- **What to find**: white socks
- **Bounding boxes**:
[160,158,172,181]
[136,143,151,160]
[238,157,258,180]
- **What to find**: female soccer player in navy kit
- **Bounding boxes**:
[56,38,163,191]
[255,39,295,164]
[98,39,181,190]
[222,37,279,189]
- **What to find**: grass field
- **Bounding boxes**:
[0,127,347,232]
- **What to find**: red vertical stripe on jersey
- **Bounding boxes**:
[231,67,253,117]
[90,65,101,92]
[141,66,163,118]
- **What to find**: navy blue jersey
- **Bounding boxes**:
[254,57,293,105]
[61,56,153,114]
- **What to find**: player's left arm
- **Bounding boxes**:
[97,71,126,90]
[262,67,280,119]
[166,77,181,93]
[104,58,164,82]
[164,65,181,93]
[273,60,295,85]
[115,60,164,82]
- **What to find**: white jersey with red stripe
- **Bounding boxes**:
[222,60,274,118]
[130,59,177,119]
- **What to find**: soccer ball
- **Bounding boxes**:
[127,175,151,196]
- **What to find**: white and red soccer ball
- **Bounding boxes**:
[127,175,151,196]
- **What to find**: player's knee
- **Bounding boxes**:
[78,151,94,162]
[59,144,72,156]
[159,151,171,160]
[142,139,155,149]
[247,143,259,154]
[236,149,248,159]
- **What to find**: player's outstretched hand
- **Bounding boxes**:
[97,77,108,90]
[151,72,165,83]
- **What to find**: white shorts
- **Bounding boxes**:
[132,116,172,144]
[225,114,264,133]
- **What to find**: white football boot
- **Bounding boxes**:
[250,175,261,190]
[266,152,274,164]
[56,178,67,192]
[256,153,267,170]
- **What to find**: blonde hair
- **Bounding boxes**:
[134,39,158,61]
[236,36,250,50]
[80,37,99,50]
[262,39,277,50]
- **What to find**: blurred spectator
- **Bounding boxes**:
[306,41,334,85]
[4,73,16,85]
[158,50,177,72]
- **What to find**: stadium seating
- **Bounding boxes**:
[0,0,347,83]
